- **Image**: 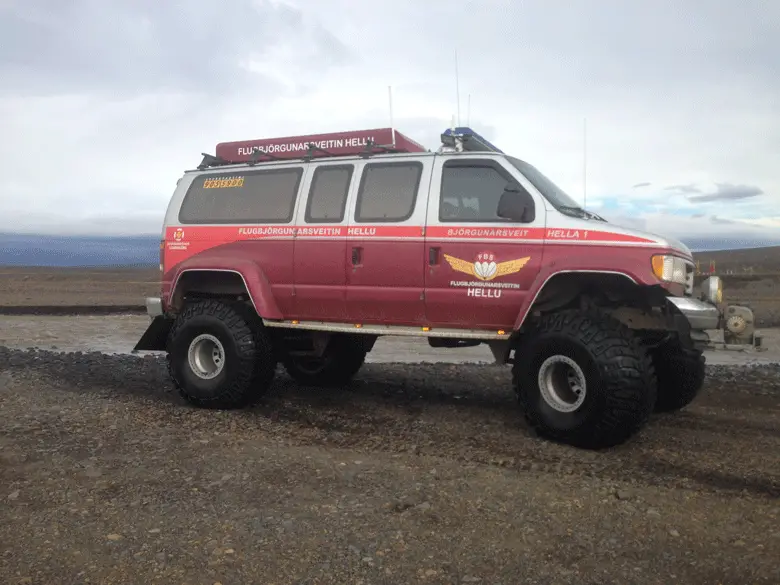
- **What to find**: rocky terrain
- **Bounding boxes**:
[1,347,779,584]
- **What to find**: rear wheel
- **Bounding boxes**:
[282,334,366,387]
[513,309,657,449]
[166,299,275,409]
[650,342,705,412]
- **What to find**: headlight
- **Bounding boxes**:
[651,254,688,285]
[700,276,723,305]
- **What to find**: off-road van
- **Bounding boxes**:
[135,126,729,449]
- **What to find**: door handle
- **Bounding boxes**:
[351,247,362,266]
[429,246,440,266]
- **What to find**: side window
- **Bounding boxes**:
[439,161,529,222]
[178,167,303,224]
[355,161,423,222]
[305,165,353,223]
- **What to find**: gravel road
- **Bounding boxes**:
[2,314,780,366]
[1,345,779,584]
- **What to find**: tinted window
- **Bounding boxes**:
[305,165,353,223]
[355,162,422,222]
[440,161,523,222]
[178,167,303,224]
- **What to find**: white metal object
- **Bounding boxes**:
[187,334,225,380]
[537,355,587,413]
[700,275,723,305]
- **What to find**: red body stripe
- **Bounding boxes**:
[165,225,655,243]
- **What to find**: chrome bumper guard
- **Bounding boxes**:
[666,296,720,331]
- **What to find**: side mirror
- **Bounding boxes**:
[497,184,535,222]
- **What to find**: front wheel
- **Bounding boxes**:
[650,342,705,412]
[166,300,276,409]
[513,309,657,449]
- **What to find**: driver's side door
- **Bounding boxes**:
[423,155,546,330]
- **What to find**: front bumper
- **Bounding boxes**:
[666,296,720,330]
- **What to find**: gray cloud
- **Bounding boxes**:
[0,0,352,96]
[710,215,736,224]
[0,0,778,242]
[689,183,764,203]
[664,184,702,194]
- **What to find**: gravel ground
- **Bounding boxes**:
[1,347,779,584]
[2,314,780,366]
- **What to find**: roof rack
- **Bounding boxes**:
[198,128,428,169]
[439,127,504,154]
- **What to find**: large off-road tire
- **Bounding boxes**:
[282,334,366,387]
[166,299,276,409]
[650,343,705,413]
[513,309,657,450]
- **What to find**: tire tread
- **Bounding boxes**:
[166,299,275,409]
[651,345,705,412]
[513,309,657,449]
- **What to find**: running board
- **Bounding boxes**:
[261,319,512,340]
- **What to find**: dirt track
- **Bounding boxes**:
[0,267,157,310]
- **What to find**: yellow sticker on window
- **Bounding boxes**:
[203,176,245,189]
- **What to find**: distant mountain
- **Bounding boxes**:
[683,236,780,253]
[0,233,159,267]
[1,232,778,267]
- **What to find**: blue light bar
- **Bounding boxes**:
[440,126,504,153]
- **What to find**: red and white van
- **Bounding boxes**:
[135,126,727,449]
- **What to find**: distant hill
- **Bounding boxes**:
[682,237,780,253]
[1,232,778,267]
[692,245,780,274]
[0,233,159,267]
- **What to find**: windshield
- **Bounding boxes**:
[505,155,583,210]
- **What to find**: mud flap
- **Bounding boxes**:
[133,316,174,351]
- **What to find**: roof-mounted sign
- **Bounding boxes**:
[215,128,427,163]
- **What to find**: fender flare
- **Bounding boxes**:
[168,256,283,319]
[513,268,642,331]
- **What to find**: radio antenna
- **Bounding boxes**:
[467,94,471,127]
[388,85,396,146]
[583,117,588,208]
[455,49,461,125]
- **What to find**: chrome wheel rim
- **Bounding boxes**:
[187,334,225,380]
[537,355,587,413]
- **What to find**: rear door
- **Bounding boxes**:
[291,161,356,321]
[344,155,433,325]
[423,155,547,330]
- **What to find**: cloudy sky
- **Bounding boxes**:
[1,0,779,246]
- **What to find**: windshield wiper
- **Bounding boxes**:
[558,206,606,222]
[558,205,588,218]
[585,210,606,221]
